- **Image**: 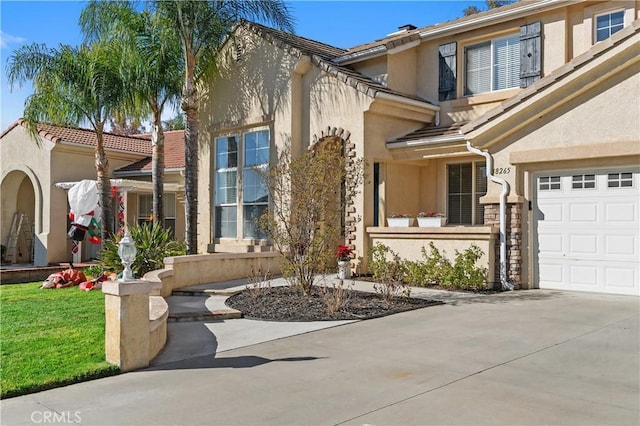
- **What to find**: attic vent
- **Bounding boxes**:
[232,40,244,63]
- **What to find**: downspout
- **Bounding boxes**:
[466,141,514,291]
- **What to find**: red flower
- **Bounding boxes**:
[88,235,101,245]
[335,245,353,261]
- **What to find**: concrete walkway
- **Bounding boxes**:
[2,287,638,425]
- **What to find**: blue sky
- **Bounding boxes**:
[0,0,482,131]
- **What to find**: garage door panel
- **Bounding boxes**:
[538,202,563,221]
[605,266,637,290]
[605,203,636,223]
[569,203,597,222]
[536,169,639,296]
[605,235,636,256]
[538,233,563,253]
[569,234,598,254]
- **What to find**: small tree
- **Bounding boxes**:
[262,142,364,295]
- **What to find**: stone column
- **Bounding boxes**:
[102,280,151,372]
[483,202,523,288]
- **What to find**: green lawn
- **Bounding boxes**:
[1,282,119,398]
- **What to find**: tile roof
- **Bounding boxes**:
[389,122,467,144]
[338,0,563,61]
[244,22,434,105]
[1,119,152,155]
[114,130,185,174]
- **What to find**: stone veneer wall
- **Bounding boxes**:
[483,203,523,288]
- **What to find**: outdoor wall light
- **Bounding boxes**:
[118,228,137,281]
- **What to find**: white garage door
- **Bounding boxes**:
[536,168,639,296]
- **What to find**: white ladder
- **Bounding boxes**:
[4,212,33,264]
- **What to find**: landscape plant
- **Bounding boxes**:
[261,142,365,295]
[245,263,272,302]
[98,222,185,278]
[0,282,119,398]
[371,242,488,291]
[319,277,353,315]
[369,243,410,302]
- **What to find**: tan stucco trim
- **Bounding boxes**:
[510,141,640,164]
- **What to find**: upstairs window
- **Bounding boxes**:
[595,10,624,42]
[464,34,520,96]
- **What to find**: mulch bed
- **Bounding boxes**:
[225,286,444,321]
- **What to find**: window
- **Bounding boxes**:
[539,176,561,191]
[447,162,486,225]
[595,11,624,42]
[138,193,176,236]
[608,172,633,188]
[214,129,270,240]
[465,35,519,96]
[572,174,595,189]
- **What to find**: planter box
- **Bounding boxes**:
[337,260,351,280]
[417,217,446,227]
[387,217,415,227]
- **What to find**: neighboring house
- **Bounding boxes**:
[0,120,185,266]
[199,0,639,295]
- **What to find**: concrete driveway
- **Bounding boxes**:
[2,289,638,425]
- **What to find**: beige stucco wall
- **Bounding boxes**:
[1,124,174,265]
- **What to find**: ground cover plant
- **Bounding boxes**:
[0,282,119,398]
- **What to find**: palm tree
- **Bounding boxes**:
[80,0,183,226]
[7,41,125,240]
[155,0,294,254]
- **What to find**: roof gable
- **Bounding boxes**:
[242,22,434,106]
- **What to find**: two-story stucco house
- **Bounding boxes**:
[199,0,639,295]
[0,120,185,266]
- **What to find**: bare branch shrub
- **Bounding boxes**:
[245,263,272,301]
[260,141,365,295]
[319,278,353,314]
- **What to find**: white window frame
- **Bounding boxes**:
[464,33,520,96]
[539,176,562,191]
[446,161,487,225]
[213,128,270,241]
[594,9,625,43]
[571,174,596,190]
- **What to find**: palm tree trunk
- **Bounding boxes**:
[182,57,198,254]
[152,110,165,225]
[94,126,113,242]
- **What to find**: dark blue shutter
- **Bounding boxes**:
[520,22,542,88]
[439,42,457,101]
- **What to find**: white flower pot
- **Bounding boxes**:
[337,260,351,280]
[386,217,415,227]
[417,217,446,227]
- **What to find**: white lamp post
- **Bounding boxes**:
[118,228,137,281]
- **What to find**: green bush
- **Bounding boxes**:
[370,242,488,291]
[97,223,186,278]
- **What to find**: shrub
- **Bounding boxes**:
[97,223,185,278]
[441,244,487,291]
[369,243,410,302]
[319,277,353,314]
[370,242,488,292]
[245,263,272,301]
